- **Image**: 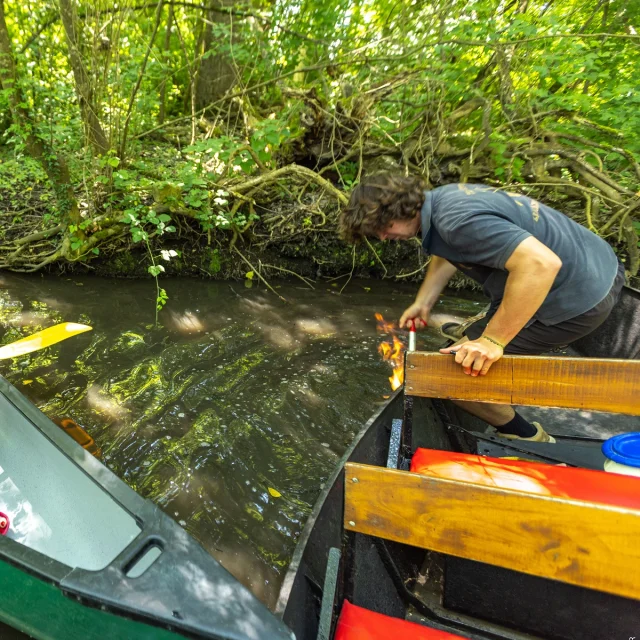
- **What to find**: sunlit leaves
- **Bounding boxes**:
[1,0,638,282]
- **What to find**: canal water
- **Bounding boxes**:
[1,273,636,610]
[0,273,484,607]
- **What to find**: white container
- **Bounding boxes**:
[603,458,640,477]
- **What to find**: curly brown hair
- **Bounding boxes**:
[338,173,427,243]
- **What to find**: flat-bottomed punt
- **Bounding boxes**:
[277,286,640,640]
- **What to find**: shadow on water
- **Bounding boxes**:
[1,273,635,609]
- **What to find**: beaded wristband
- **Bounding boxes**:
[480,335,505,349]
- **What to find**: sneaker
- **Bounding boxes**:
[439,322,466,341]
[437,309,489,341]
[498,421,556,443]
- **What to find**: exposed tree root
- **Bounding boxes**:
[0,88,638,283]
[232,245,287,303]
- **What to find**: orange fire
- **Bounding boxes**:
[375,313,406,390]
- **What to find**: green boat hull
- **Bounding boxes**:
[0,559,183,640]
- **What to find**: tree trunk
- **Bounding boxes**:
[496,45,515,117]
[195,0,237,111]
[118,0,164,160]
[0,0,82,229]
[58,0,110,155]
[158,4,174,124]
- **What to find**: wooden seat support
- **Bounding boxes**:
[344,460,640,601]
[404,352,640,415]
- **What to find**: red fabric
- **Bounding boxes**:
[335,600,468,640]
[410,448,640,510]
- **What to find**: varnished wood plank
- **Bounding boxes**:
[344,462,640,601]
[404,352,640,415]
[511,356,639,414]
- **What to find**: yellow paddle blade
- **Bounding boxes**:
[0,323,93,360]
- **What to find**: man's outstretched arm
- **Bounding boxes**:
[399,256,458,328]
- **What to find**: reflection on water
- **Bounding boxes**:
[0,273,483,607]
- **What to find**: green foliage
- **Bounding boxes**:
[3,0,639,163]
[1,0,639,277]
[122,210,176,243]
[488,137,509,179]
[207,248,222,274]
[249,117,291,166]
[155,286,169,311]
[337,161,358,187]
[183,113,291,177]
[0,153,54,215]
[121,194,177,324]
[67,224,83,251]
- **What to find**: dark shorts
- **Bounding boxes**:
[465,263,626,355]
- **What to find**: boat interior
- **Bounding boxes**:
[0,389,141,572]
[280,352,640,640]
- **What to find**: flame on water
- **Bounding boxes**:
[375,313,405,391]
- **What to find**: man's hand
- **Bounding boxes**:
[399,302,430,329]
[439,338,504,376]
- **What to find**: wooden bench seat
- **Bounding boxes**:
[344,456,640,601]
[404,352,640,415]
[335,600,468,640]
[331,351,640,638]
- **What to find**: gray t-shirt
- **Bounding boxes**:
[420,184,619,325]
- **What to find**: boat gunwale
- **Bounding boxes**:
[274,388,402,615]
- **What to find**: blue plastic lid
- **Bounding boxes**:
[602,433,640,468]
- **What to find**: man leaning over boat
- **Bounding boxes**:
[339,173,626,444]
